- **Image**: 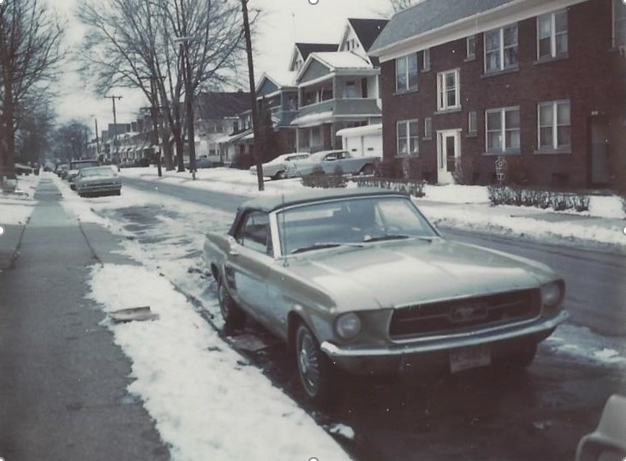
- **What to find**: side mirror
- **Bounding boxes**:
[575,394,626,461]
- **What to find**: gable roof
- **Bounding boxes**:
[370,0,519,55]
[295,42,339,61]
[347,18,389,52]
[195,92,250,120]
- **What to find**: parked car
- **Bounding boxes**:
[56,164,69,179]
[185,156,220,170]
[203,188,568,403]
[286,150,377,178]
[249,152,310,180]
[75,166,122,197]
[14,163,33,176]
[67,159,100,189]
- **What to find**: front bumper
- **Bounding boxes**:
[77,183,121,195]
[320,310,569,375]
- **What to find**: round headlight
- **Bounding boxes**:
[335,313,362,340]
[541,281,563,308]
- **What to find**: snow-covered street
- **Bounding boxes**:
[35,170,623,461]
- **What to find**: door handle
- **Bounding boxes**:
[229,247,239,256]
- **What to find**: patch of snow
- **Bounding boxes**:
[88,264,352,461]
[328,423,356,441]
[421,184,490,204]
[588,195,625,219]
[545,324,626,368]
[0,174,41,225]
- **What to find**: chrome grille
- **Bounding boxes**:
[389,289,540,339]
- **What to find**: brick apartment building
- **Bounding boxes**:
[369,0,626,191]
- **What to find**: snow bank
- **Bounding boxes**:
[88,264,352,461]
[0,173,41,225]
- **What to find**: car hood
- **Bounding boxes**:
[284,238,554,311]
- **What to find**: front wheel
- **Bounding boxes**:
[295,323,334,405]
[359,164,375,176]
[217,273,245,329]
[273,170,286,180]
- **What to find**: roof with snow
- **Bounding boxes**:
[312,51,373,70]
[347,18,389,51]
[370,0,518,55]
[195,92,250,120]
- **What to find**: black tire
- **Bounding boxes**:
[273,170,286,180]
[295,323,334,405]
[359,164,375,176]
[217,273,245,329]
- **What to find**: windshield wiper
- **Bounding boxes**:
[363,234,410,243]
[290,242,363,254]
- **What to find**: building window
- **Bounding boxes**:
[424,117,432,140]
[345,81,357,98]
[395,53,418,93]
[422,48,430,71]
[485,107,520,153]
[437,69,460,111]
[397,120,419,156]
[468,111,477,135]
[467,35,476,59]
[538,101,571,150]
[537,10,568,59]
[484,24,518,73]
[614,0,626,46]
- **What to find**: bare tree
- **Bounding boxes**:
[0,0,64,179]
[51,120,92,162]
[15,90,57,165]
[77,0,247,171]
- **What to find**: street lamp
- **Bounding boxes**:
[173,35,198,180]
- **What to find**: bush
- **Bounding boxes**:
[301,169,347,189]
[488,186,590,212]
[352,177,425,198]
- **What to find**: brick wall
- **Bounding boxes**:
[381,0,625,190]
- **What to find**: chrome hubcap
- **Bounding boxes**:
[298,332,319,393]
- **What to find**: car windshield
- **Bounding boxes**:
[277,196,438,255]
[80,167,115,177]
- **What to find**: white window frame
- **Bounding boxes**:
[485,106,520,154]
[537,10,568,59]
[613,0,626,47]
[395,53,419,93]
[422,48,431,71]
[468,111,477,135]
[537,100,571,151]
[437,69,460,111]
[396,119,419,157]
[424,117,432,140]
[484,24,519,73]
[466,35,476,59]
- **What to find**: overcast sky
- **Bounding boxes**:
[51,0,392,133]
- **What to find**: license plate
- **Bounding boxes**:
[450,345,491,373]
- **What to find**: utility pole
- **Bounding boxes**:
[105,95,123,171]
[94,118,100,159]
[241,0,264,191]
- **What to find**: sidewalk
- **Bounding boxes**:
[0,178,168,460]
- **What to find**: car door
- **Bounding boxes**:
[226,211,273,323]
[321,152,340,174]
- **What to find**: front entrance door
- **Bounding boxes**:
[437,130,461,184]
[590,115,610,186]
